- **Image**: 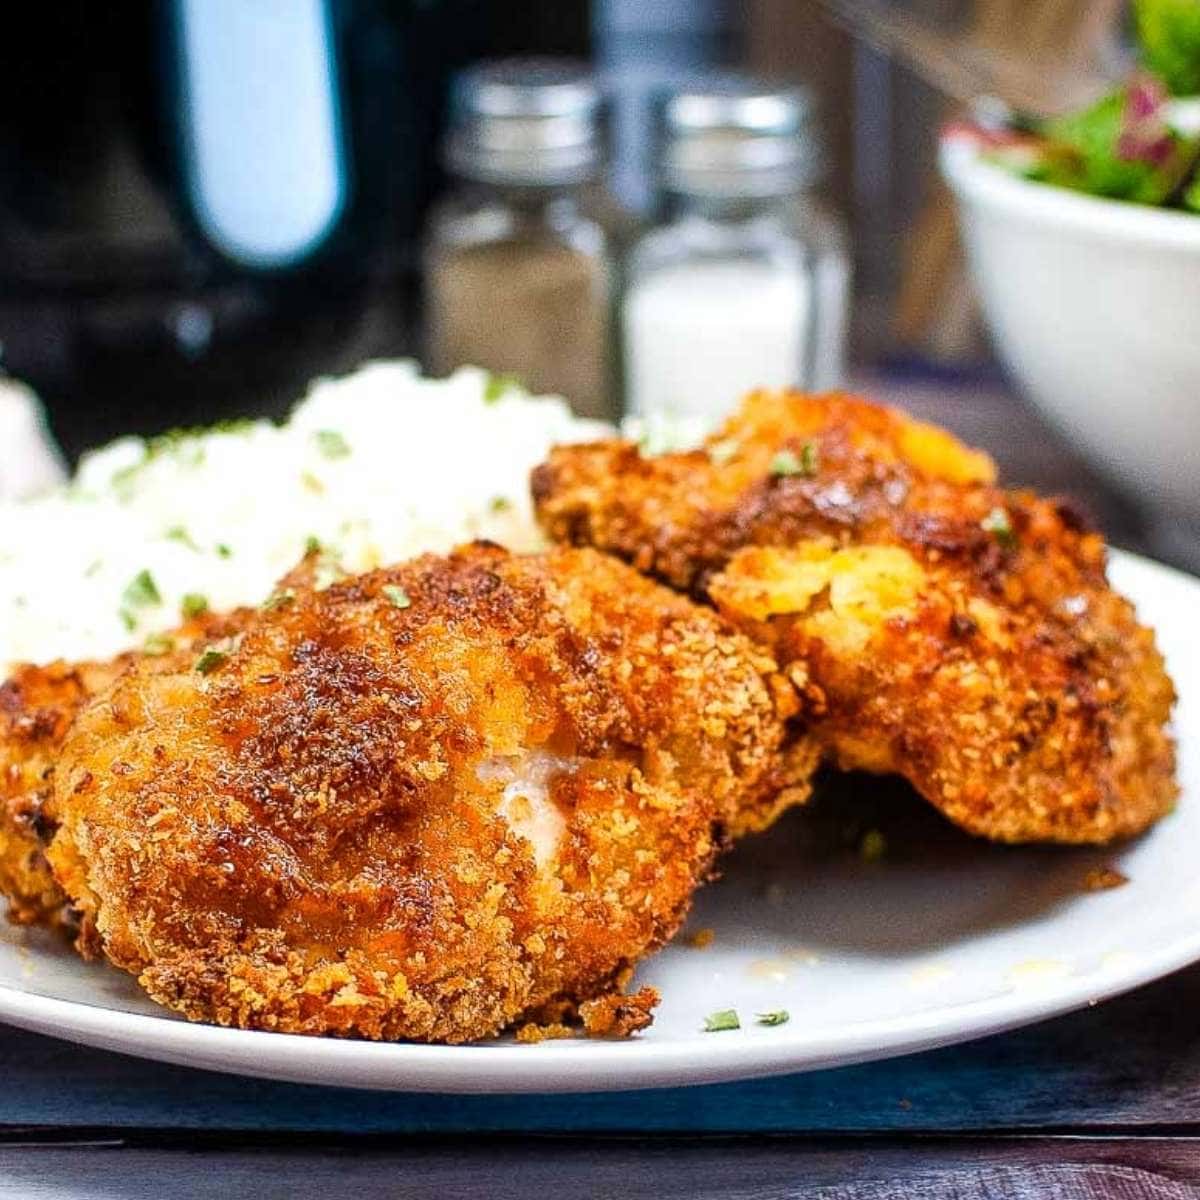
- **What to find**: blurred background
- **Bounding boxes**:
[1,0,1186,558]
[0,1,1118,443]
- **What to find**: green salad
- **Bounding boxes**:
[983,0,1200,211]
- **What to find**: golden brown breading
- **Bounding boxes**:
[0,613,251,932]
[1,659,128,928]
[533,389,1177,844]
[48,544,809,1043]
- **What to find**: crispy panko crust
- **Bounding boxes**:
[1,613,247,930]
[48,544,808,1043]
[533,389,1177,844]
[1,659,129,928]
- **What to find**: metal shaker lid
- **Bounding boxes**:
[444,59,603,186]
[659,75,821,197]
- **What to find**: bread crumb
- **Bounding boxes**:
[1083,865,1129,892]
[579,986,659,1038]
[515,1021,576,1044]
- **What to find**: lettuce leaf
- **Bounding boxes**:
[1184,170,1200,209]
[1034,80,1197,204]
[1135,0,1200,96]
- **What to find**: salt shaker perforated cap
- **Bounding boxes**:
[445,59,603,186]
[659,75,821,197]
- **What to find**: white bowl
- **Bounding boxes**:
[940,135,1200,566]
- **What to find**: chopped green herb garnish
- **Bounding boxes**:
[306,540,345,592]
[980,506,1016,548]
[122,569,162,609]
[165,525,201,552]
[489,495,513,514]
[313,558,345,591]
[756,1010,790,1027]
[111,464,141,497]
[119,609,137,633]
[483,372,522,403]
[314,429,351,460]
[703,1008,741,1033]
[106,422,256,497]
[181,593,209,619]
[301,471,325,495]
[383,584,412,609]
[263,588,296,612]
[215,543,233,559]
[143,632,175,657]
[210,417,259,437]
[194,635,240,676]
[769,442,818,479]
[84,559,103,579]
[860,828,887,863]
[151,421,252,455]
[708,439,739,466]
[195,648,227,675]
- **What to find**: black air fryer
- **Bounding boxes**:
[0,1,588,459]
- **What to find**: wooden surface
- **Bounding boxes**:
[1,377,1193,1197]
[4,1138,1200,1200]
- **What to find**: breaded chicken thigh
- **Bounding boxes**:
[48,544,810,1043]
[533,390,1177,844]
[1,658,129,928]
[1,612,247,930]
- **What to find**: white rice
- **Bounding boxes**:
[0,362,608,671]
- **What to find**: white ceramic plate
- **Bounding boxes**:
[1,549,1196,1094]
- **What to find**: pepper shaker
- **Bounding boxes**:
[425,60,616,421]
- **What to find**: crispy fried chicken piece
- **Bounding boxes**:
[48,544,809,1043]
[533,390,1177,844]
[1,659,129,928]
[1,613,247,931]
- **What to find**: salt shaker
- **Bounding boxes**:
[622,77,850,427]
[425,60,615,421]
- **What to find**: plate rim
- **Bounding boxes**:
[1,547,1196,1094]
[2,923,1200,1094]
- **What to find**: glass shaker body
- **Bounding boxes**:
[425,182,614,421]
[623,189,849,427]
[622,75,850,428]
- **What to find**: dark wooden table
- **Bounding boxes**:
[3,376,1196,1199]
